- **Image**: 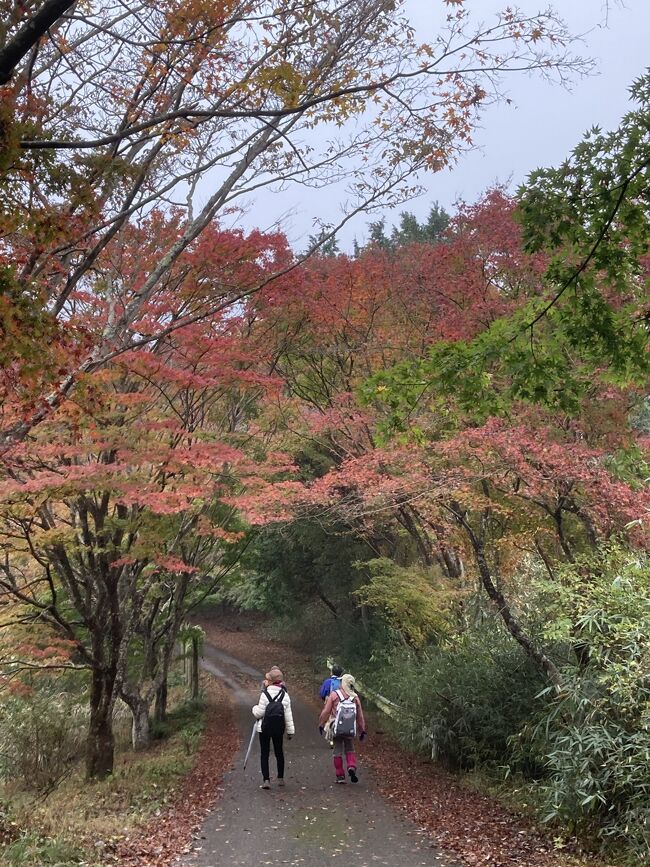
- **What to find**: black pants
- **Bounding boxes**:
[259,728,284,780]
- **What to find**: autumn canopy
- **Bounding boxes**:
[0,0,649,862]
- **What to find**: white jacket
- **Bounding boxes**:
[252,684,295,735]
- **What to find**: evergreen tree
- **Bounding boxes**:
[306,228,340,256]
[367,219,392,249]
[365,203,450,251]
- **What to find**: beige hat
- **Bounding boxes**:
[266,666,284,683]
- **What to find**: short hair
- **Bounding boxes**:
[331,664,344,677]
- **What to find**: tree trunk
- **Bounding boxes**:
[440,546,464,579]
[131,699,151,751]
[454,510,563,690]
[359,603,370,635]
[119,690,153,750]
[419,513,465,578]
[86,670,115,779]
[191,636,200,701]
[473,535,562,689]
[316,589,338,618]
[397,505,433,566]
[553,509,575,562]
[154,678,168,725]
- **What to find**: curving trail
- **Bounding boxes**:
[181,642,459,867]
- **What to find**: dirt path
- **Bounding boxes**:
[181,642,459,867]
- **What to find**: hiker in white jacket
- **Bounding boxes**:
[252,666,295,788]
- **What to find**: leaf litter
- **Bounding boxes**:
[114,677,239,866]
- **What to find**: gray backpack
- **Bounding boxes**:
[332,689,357,738]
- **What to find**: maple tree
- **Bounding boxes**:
[293,422,646,684]
[0,0,589,456]
[0,221,292,777]
[515,72,650,379]
[237,190,649,693]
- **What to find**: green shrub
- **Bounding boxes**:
[530,680,650,854]
[378,625,545,771]
[151,697,205,742]
[353,558,463,648]
[0,679,87,791]
[528,542,650,856]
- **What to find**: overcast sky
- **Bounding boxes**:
[234,0,650,250]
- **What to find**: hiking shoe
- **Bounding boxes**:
[277,778,285,787]
[261,780,270,789]
[348,768,358,783]
[336,776,346,784]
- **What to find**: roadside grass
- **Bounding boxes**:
[0,692,206,867]
[0,831,86,866]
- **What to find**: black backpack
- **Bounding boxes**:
[261,687,286,734]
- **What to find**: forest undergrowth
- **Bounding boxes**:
[0,675,237,867]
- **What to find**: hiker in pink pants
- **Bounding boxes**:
[319,673,366,783]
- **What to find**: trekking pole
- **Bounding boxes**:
[244,678,268,769]
[243,721,257,769]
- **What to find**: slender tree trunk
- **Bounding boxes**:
[182,640,188,677]
[184,641,191,685]
[551,512,593,669]
[120,690,153,750]
[454,509,563,689]
[553,509,575,562]
[419,513,465,578]
[316,589,338,618]
[191,636,200,701]
[472,535,562,689]
[86,669,115,779]
[534,537,557,581]
[154,678,168,725]
[359,603,370,635]
[397,505,433,566]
